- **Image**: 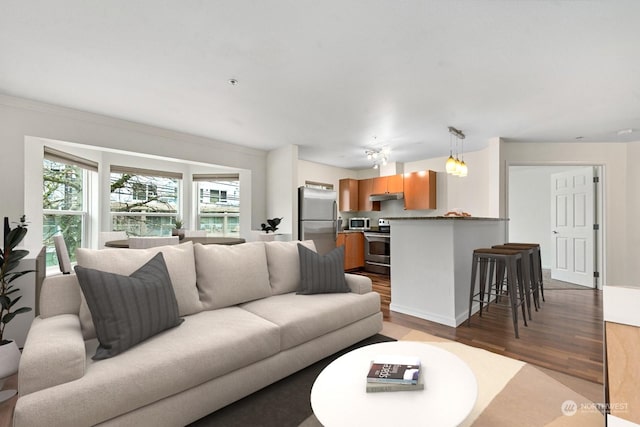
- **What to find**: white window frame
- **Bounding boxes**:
[42,166,91,273]
[193,174,240,237]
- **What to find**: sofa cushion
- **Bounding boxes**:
[195,242,272,309]
[240,291,381,350]
[75,253,184,360]
[264,240,316,295]
[297,244,350,295]
[15,308,281,427]
[76,242,202,339]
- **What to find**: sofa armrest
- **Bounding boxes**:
[40,274,82,318]
[18,314,86,396]
[345,273,372,294]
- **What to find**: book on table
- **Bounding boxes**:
[366,372,424,393]
[366,356,421,385]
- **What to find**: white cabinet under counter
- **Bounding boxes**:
[388,217,507,327]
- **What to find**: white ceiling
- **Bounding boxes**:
[1,1,639,169]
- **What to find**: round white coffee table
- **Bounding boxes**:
[311,341,478,427]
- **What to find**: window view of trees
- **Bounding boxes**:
[43,151,242,264]
[43,159,86,267]
[197,178,240,237]
[110,171,180,236]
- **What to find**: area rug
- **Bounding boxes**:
[395,330,604,427]
[188,334,395,427]
[189,328,603,427]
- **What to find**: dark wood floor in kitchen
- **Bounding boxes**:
[355,271,604,384]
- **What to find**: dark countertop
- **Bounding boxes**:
[385,216,508,221]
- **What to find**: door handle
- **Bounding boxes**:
[552,230,558,234]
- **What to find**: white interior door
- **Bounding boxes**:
[550,167,595,287]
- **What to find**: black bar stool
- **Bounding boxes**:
[505,242,545,302]
[493,244,538,315]
[468,248,528,338]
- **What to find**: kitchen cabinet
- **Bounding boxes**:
[372,176,387,194]
[339,179,359,212]
[357,178,380,212]
[372,174,404,194]
[387,174,404,193]
[403,170,437,210]
[337,232,365,271]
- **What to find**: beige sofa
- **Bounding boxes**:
[15,240,382,427]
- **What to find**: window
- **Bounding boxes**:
[193,174,240,237]
[199,188,227,204]
[42,147,97,268]
[110,166,182,236]
[305,181,333,190]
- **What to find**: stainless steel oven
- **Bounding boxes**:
[364,231,390,275]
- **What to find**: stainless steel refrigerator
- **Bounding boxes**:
[298,187,338,255]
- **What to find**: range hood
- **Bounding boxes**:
[369,192,404,202]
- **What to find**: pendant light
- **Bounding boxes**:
[445,126,468,177]
[445,133,457,174]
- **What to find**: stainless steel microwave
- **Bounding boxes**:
[349,217,371,230]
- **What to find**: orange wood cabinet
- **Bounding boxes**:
[372,176,387,194]
[336,232,365,271]
[387,174,404,193]
[372,174,404,194]
[338,178,359,212]
[403,170,437,210]
[357,178,380,212]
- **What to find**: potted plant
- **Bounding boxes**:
[260,217,282,234]
[0,216,33,401]
[258,218,283,241]
[171,217,185,240]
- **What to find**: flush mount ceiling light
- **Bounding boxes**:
[365,147,390,169]
[445,126,467,177]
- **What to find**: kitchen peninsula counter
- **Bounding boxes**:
[385,216,508,221]
[389,217,508,327]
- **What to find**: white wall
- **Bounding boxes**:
[502,141,629,287]
[297,159,358,189]
[402,147,492,217]
[266,145,298,237]
[508,165,586,268]
[1,94,267,249]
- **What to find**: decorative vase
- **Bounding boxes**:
[0,340,20,378]
[171,229,185,240]
[0,340,20,403]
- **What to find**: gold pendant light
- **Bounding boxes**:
[446,126,468,177]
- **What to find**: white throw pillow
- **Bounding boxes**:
[76,241,202,339]
[194,242,271,309]
[264,240,317,295]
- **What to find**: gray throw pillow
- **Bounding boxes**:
[74,252,184,360]
[297,244,350,295]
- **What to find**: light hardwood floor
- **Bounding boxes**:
[358,270,604,384]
